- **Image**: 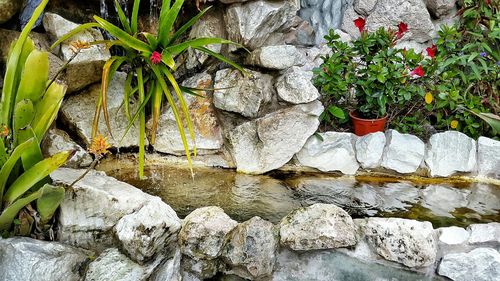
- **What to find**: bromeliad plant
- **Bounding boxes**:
[0,0,72,236]
[51,0,244,178]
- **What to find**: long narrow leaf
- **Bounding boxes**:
[150,81,162,145]
[131,0,141,34]
[36,184,65,225]
[158,0,185,47]
[114,0,132,34]
[32,82,67,141]
[3,150,73,205]
[168,6,211,45]
[195,46,246,73]
[136,68,146,179]
[0,190,40,231]
[94,16,152,53]
[167,38,236,56]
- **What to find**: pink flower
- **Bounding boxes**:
[354,17,366,33]
[426,44,437,58]
[150,51,162,64]
[410,65,424,77]
[396,22,408,39]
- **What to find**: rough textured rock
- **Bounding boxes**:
[84,248,153,281]
[438,248,500,281]
[186,8,226,69]
[360,218,436,267]
[354,0,378,16]
[179,206,238,260]
[42,128,93,168]
[425,131,476,177]
[181,256,221,280]
[477,137,500,178]
[0,237,90,281]
[60,72,141,148]
[229,101,323,174]
[222,217,278,279]
[43,13,110,93]
[115,197,181,263]
[279,203,357,251]
[355,132,386,169]
[425,0,457,18]
[341,3,363,39]
[150,249,182,281]
[366,0,435,43]
[0,0,21,24]
[246,45,304,70]
[296,132,359,175]
[437,226,470,245]
[50,168,153,251]
[299,0,346,43]
[149,72,223,155]
[381,130,425,174]
[225,0,299,50]
[276,66,320,104]
[214,68,274,118]
[467,223,500,244]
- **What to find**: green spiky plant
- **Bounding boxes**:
[51,0,245,178]
[0,0,72,235]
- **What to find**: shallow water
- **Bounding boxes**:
[102,164,500,228]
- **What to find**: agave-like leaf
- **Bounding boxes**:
[161,51,176,70]
[36,184,65,225]
[94,16,152,53]
[0,138,35,204]
[0,139,7,167]
[167,38,236,56]
[49,23,102,50]
[114,0,132,34]
[472,112,500,134]
[15,50,49,104]
[17,126,43,171]
[13,99,35,144]
[0,189,40,232]
[32,82,67,141]
[158,0,184,47]
[0,0,48,128]
[3,150,73,205]
[142,33,159,50]
[168,6,211,45]
[131,0,141,34]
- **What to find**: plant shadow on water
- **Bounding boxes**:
[100,163,500,228]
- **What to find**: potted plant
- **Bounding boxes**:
[313,18,427,136]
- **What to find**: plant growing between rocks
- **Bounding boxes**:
[0,0,73,237]
[51,0,244,178]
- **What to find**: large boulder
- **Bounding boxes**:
[222,217,278,280]
[50,168,155,251]
[467,223,500,245]
[425,0,457,18]
[381,130,425,174]
[43,13,111,93]
[225,0,299,50]
[60,72,141,148]
[355,132,386,169]
[229,101,323,174]
[275,66,320,104]
[425,131,476,177]
[214,68,274,118]
[245,45,304,70]
[296,132,359,175]
[178,206,238,260]
[115,197,181,263]
[358,218,436,267]
[0,237,91,281]
[42,128,93,168]
[149,72,223,155]
[279,203,357,251]
[477,136,500,178]
[438,248,500,281]
[0,0,21,24]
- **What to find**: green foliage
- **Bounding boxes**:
[0,0,71,235]
[52,0,244,178]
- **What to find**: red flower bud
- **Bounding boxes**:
[150,51,162,65]
[396,22,408,39]
[410,65,424,78]
[354,17,366,33]
[426,44,437,58]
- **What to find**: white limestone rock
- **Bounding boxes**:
[229,101,323,174]
[438,248,500,281]
[425,131,476,177]
[42,128,93,168]
[246,45,304,70]
[296,132,359,175]
[477,137,500,178]
[381,130,425,174]
[437,226,470,245]
[467,223,500,245]
[279,203,357,251]
[424,0,457,18]
[355,132,386,169]
[149,249,182,281]
[275,66,320,104]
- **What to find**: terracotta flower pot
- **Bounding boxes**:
[349,111,387,136]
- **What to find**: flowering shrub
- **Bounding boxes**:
[313,19,428,127]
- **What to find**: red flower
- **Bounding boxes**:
[354,17,366,33]
[150,51,162,64]
[410,65,424,77]
[426,44,437,58]
[396,22,408,39]
[485,0,491,5]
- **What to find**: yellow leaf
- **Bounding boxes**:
[424,92,433,104]
[450,120,459,129]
